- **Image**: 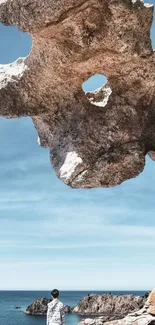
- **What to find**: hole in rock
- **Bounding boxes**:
[82,74,107,93]
[82,74,112,108]
[0,23,32,64]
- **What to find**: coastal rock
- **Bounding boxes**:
[24,298,71,315]
[24,298,51,315]
[79,313,155,325]
[147,289,155,315]
[72,293,146,318]
[0,0,155,188]
[14,306,21,309]
[78,290,155,325]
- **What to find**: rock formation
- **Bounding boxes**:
[24,298,71,315]
[25,298,51,315]
[24,293,148,317]
[14,306,21,309]
[0,0,155,188]
[72,292,147,318]
[78,289,155,325]
[147,289,155,315]
[79,313,155,325]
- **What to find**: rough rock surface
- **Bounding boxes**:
[79,313,155,325]
[72,293,147,318]
[24,298,71,315]
[147,289,155,315]
[78,290,155,325]
[0,0,155,188]
[24,298,51,315]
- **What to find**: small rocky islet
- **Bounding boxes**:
[24,298,71,315]
[24,290,155,325]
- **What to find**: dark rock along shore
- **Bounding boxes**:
[24,292,148,320]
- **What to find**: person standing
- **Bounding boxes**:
[47,289,65,325]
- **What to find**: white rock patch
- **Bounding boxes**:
[60,151,82,181]
[87,86,112,108]
[37,136,41,146]
[0,58,27,89]
[131,0,143,4]
[144,3,153,7]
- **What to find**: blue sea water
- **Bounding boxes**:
[0,290,147,325]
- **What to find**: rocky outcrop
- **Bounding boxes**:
[14,306,21,309]
[79,313,155,325]
[24,298,51,315]
[24,298,71,315]
[0,0,155,188]
[24,293,147,317]
[78,290,155,325]
[147,289,155,315]
[72,293,147,318]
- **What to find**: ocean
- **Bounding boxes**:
[0,290,147,325]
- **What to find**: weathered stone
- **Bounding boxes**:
[72,293,147,317]
[24,298,51,315]
[148,151,155,161]
[147,289,155,315]
[0,0,155,188]
[79,313,155,325]
[78,290,155,325]
[24,298,71,315]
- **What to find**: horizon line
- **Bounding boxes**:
[0,289,150,291]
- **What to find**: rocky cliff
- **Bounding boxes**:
[78,290,155,325]
[0,0,155,188]
[72,292,147,318]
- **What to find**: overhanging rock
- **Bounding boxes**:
[0,0,155,188]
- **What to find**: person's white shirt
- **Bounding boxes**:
[47,298,65,325]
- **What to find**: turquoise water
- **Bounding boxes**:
[0,291,147,325]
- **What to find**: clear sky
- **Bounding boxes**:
[0,0,155,291]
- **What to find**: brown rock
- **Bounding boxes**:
[24,298,71,315]
[24,298,51,315]
[147,289,155,315]
[0,0,155,188]
[72,293,146,317]
[79,313,155,325]
[148,152,155,161]
[78,290,155,325]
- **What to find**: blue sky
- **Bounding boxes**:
[0,1,155,291]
